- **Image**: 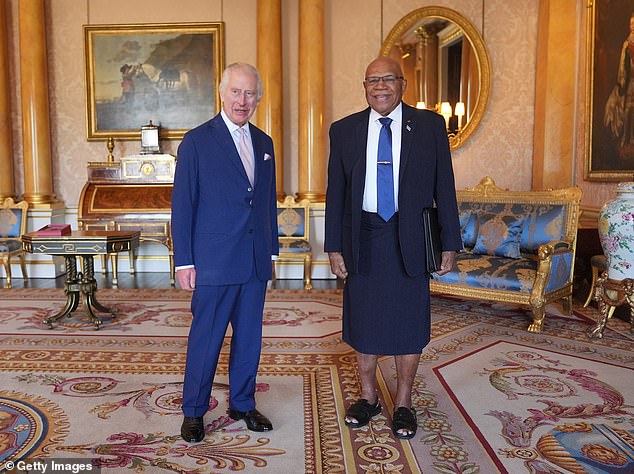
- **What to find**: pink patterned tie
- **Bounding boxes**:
[238,127,255,185]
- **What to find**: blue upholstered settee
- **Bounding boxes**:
[430,177,582,333]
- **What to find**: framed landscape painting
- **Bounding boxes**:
[84,22,224,140]
[585,1,634,181]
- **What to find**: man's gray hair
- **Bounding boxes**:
[219,63,263,100]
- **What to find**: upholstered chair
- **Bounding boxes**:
[274,196,312,290]
[0,198,29,288]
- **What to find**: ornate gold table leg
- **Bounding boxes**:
[587,274,633,338]
[111,254,119,288]
[43,256,80,328]
[80,256,116,329]
[129,248,136,274]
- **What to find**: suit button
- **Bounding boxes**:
[247,187,252,192]
[249,200,253,206]
[248,229,254,234]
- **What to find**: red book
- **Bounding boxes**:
[36,224,72,236]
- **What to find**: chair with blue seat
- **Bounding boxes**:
[274,195,312,290]
[0,197,29,288]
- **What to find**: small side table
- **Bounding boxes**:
[22,230,140,329]
[587,272,634,338]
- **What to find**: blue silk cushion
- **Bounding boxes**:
[472,213,527,259]
[459,210,478,249]
[514,204,566,253]
[279,239,312,252]
[433,252,537,293]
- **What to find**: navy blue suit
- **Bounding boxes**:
[325,103,462,273]
[172,113,278,417]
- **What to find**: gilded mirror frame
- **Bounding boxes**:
[380,6,491,150]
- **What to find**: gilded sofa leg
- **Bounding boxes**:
[303,255,312,290]
[528,305,545,333]
[2,257,11,288]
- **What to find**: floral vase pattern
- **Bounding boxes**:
[598,182,634,280]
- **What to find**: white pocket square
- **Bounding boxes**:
[264,153,272,161]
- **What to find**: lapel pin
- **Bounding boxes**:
[406,124,412,132]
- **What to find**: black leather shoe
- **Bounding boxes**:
[181,416,204,442]
[228,408,273,432]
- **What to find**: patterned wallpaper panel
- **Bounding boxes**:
[4,0,616,209]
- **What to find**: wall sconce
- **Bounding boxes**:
[416,101,426,110]
[454,102,465,130]
[440,102,452,130]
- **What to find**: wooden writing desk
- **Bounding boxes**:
[23,230,140,329]
[78,157,175,286]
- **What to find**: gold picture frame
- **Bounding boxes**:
[380,6,491,151]
[584,1,634,181]
[84,22,225,141]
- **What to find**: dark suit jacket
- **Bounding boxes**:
[171,113,279,285]
[325,103,462,276]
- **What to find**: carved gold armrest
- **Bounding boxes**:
[549,240,571,252]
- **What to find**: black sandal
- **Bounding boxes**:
[344,399,382,428]
[392,407,417,439]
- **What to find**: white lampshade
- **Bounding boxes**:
[416,101,426,109]
[440,102,452,128]
[454,102,465,116]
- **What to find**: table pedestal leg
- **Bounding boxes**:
[81,255,116,329]
[44,255,118,330]
[43,256,80,328]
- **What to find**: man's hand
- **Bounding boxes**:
[176,267,196,291]
[328,252,348,280]
[436,251,457,276]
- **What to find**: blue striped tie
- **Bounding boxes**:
[377,117,394,221]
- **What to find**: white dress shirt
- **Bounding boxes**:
[221,110,254,161]
[362,103,402,213]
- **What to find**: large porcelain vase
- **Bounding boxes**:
[598,182,634,280]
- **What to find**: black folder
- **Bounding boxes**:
[422,207,442,274]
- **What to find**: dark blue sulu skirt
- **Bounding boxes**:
[343,211,430,355]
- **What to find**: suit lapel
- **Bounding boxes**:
[352,109,370,210]
[250,125,263,185]
[209,116,250,182]
[399,103,415,185]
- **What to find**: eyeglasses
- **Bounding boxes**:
[364,75,404,86]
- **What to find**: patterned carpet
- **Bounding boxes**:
[0,287,633,473]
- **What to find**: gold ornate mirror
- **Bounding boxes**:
[381,6,491,150]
